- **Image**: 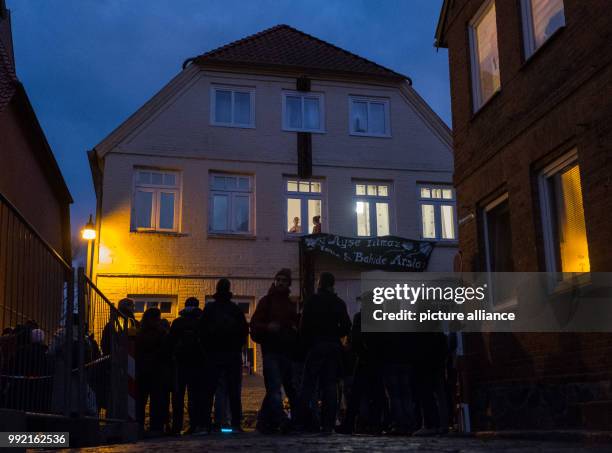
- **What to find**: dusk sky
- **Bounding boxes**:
[6,0,450,239]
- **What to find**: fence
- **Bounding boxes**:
[0,192,130,422]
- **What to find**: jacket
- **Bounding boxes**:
[199,293,248,354]
[299,289,351,349]
[168,306,204,365]
[250,285,299,354]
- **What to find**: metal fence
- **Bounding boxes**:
[78,268,130,420]
[0,192,73,415]
[0,193,130,422]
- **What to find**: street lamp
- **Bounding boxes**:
[81,214,96,279]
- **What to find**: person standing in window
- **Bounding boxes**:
[312,215,322,234]
[289,217,301,233]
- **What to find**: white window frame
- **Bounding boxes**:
[210,85,255,128]
[208,173,254,235]
[348,96,391,137]
[130,295,178,320]
[285,178,324,236]
[282,91,325,133]
[353,181,392,237]
[468,0,501,112]
[520,0,565,58]
[418,184,457,241]
[131,168,181,233]
[538,149,586,274]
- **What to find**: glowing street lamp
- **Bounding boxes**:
[82,215,96,241]
[82,214,96,279]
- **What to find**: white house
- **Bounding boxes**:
[88,25,455,368]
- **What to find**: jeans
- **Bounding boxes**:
[299,342,343,431]
[384,362,415,431]
[202,352,243,428]
[258,351,297,429]
[136,373,169,432]
[415,362,448,430]
[172,364,203,432]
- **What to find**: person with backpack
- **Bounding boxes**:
[199,279,248,432]
[168,297,204,435]
[250,268,299,434]
[297,272,351,433]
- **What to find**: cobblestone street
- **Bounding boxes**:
[69,432,612,453]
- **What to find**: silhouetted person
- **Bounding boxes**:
[251,269,299,434]
[298,272,351,433]
[200,279,248,431]
[168,297,204,435]
[101,298,137,356]
[135,308,170,435]
[312,215,322,234]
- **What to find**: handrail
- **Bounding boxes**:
[82,273,128,323]
[0,191,71,271]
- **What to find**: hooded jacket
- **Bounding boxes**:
[250,285,299,354]
[168,306,204,364]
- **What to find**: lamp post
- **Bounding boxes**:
[81,214,96,280]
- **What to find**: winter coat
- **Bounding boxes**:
[250,285,299,354]
[135,324,169,380]
[168,306,204,365]
[299,289,351,349]
[199,293,248,354]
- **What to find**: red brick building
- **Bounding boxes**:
[0,0,72,259]
[435,0,612,429]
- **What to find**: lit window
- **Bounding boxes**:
[418,185,456,240]
[282,91,324,132]
[469,1,501,111]
[349,97,390,136]
[286,179,323,235]
[539,151,590,274]
[521,0,565,57]
[132,169,180,232]
[354,182,390,237]
[130,296,177,320]
[211,86,254,127]
[209,173,253,234]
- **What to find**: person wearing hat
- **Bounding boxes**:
[250,268,299,434]
[168,297,204,435]
[199,279,248,432]
[297,272,351,434]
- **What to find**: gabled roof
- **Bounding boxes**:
[192,24,410,83]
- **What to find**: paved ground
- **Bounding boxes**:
[68,432,612,452]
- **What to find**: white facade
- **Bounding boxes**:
[90,63,455,331]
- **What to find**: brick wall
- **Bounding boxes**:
[441,0,612,429]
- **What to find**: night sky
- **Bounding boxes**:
[6,0,450,239]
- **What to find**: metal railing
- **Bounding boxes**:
[77,268,130,420]
[0,193,131,423]
[0,192,73,415]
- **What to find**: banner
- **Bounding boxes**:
[301,234,434,272]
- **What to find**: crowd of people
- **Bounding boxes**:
[128,268,456,437]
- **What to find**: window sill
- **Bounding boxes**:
[208,233,256,240]
[432,240,459,247]
[349,132,391,139]
[282,128,326,134]
[210,122,255,129]
[470,88,501,122]
[520,25,566,71]
[130,230,188,237]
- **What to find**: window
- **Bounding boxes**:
[419,185,456,241]
[349,97,390,137]
[521,0,565,57]
[285,179,323,235]
[483,194,514,272]
[539,151,590,274]
[132,169,180,232]
[469,1,501,111]
[282,91,324,132]
[354,183,391,237]
[209,173,253,235]
[211,86,254,127]
[131,295,177,320]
